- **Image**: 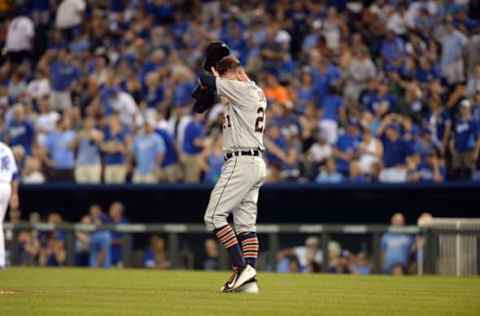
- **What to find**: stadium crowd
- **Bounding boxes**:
[5,203,426,275]
[1,0,480,184]
[5,201,176,268]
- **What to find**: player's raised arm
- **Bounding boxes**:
[206,56,252,107]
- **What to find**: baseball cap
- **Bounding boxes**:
[204,42,230,72]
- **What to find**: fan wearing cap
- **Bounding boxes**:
[130,120,165,183]
[451,99,480,179]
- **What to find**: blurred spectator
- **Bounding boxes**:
[378,117,413,183]
[0,0,477,184]
[5,13,34,64]
[144,235,170,269]
[34,96,60,145]
[109,201,127,267]
[75,214,91,266]
[466,65,480,97]
[16,231,40,266]
[381,213,415,275]
[39,234,66,266]
[334,124,360,177]
[6,104,34,156]
[276,254,301,273]
[357,127,383,176]
[440,20,467,85]
[89,205,111,269]
[381,29,405,68]
[264,74,292,104]
[202,238,220,271]
[201,133,224,183]
[131,121,165,183]
[42,116,76,182]
[305,133,332,180]
[155,127,181,182]
[101,115,130,183]
[182,113,205,183]
[73,117,103,183]
[350,252,371,275]
[55,0,86,42]
[277,236,322,273]
[345,46,376,102]
[5,209,34,267]
[319,85,345,144]
[328,250,351,274]
[415,212,433,274]
[21,157,45,183]
[47,49,79,111]
[451,100,480,179]
[465,27,480,77]
[316,157,343,183]
[103,88,141,129]
[39,213,66,267]
[408,152,446,183]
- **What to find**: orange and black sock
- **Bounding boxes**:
[238,232,259,268]
[215,225,245,269]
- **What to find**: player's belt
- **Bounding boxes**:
[224,150,262,161]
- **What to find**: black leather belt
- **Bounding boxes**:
[224,150,262,161]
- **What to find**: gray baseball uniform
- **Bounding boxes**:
[204,78,267,234]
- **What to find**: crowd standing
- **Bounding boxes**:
[1,0,480,184]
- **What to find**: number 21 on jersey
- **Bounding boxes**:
[255,88,266,133]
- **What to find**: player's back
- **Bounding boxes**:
[216,78,267,152]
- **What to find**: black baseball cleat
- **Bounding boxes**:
[220,264,256,293]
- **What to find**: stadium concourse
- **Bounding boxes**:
[0,0,479,184]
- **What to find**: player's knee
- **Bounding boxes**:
[203,213,211,225]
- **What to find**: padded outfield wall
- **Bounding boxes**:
[19,182,480,223]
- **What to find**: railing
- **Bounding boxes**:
[5,222,480,275]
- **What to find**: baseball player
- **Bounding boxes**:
[0,142,19,269]
[199,56,267,293]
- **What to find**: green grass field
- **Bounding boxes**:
[0,268,479,316]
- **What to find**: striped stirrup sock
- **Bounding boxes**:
[215,225,245,269]
[238,232,259,268]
